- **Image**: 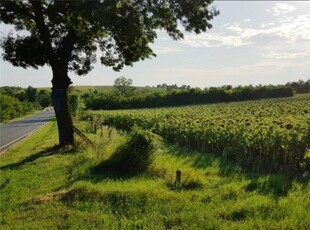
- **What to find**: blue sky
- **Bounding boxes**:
[0,1,309,88]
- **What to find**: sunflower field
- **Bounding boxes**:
[83,95,310,172]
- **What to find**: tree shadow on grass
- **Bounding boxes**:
[88,144,152,182]
[53,158,144,194]
[163,144,301,198]
[89,161,138,181]
[0,145,73,171]
[218,160,296,197]
[57,151,151,191]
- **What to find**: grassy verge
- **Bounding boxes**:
[1,121,309,229]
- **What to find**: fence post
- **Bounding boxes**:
[174,170,182,188]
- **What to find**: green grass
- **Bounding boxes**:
[1,121,309,229]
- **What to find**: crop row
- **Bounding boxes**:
[82,96,310,172]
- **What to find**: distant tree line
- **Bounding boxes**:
[1,79,307,120]
[286,79,310,94]
[0,86,52,107]
[156,83,191,90]
[83,78,294,110]
[0,86,51,122]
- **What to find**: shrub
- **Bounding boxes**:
[96,127,162,175]
[0,93,36,122]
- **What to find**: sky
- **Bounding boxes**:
[0,1,309,88]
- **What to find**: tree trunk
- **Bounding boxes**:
[52,88,74,146]
[51,68,74,147]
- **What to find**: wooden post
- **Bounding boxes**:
[174,170,182,188]
[108,128,112,139]
[93,124,97,134]
[73,125,94,147]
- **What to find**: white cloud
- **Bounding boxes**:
[180,13,310,48]
[181,32,249,47]
[261,22,275,29]
[267,3,296,16]
[260,51,310,60]
[151,45,182,54]
[229,14,310,41]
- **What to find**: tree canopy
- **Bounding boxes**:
[113,76,136,97]
[1,0,219,81]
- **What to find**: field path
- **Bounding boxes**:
[0,109,55,152]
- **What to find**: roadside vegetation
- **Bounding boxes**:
[1,93,309,229]
[0,86,51,122]
[0,93,38,122]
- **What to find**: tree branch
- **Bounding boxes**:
[29,0,57,67]
[60,27,76,65]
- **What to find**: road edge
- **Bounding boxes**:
[0,121,49,154]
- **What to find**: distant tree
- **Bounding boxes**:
[180,85,190,90]
[0,86,14,97]
[166,84,178,90]
[161,84,168,89]
[25,86,37,102]
[286,79,310,94]
[0,0,219,146]
[0,86,22,97]
[37,90,51,107]
[223,85,232,90]
[15,91,27,102]
[113,76,136,97]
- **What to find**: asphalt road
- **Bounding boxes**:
[0,108,55,152]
